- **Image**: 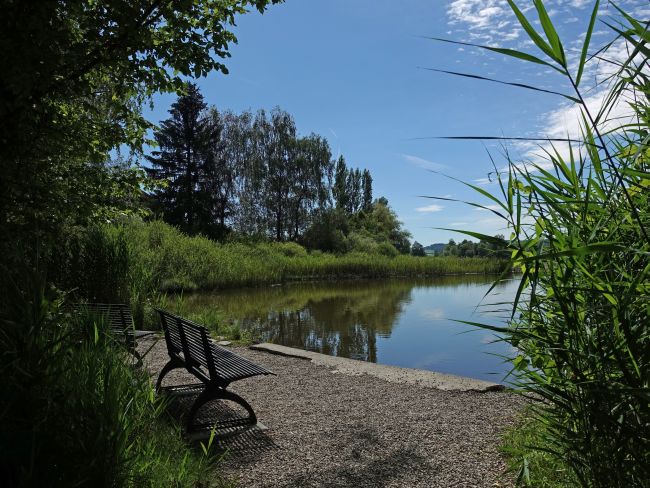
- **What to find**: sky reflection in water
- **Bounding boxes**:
[186,276,519,382]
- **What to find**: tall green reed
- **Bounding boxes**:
[429,2,649,486]
[0,273,222,487]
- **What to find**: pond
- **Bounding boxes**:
[183,276,519,383]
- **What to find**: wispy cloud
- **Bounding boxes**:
[446,0,521,45]
[474,176,496,186]
[475,204,503,212]
[518,39,643,167]
[415,204,444,213]
[402,154,447,171]
[445,0,640,48]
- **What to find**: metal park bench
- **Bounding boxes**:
[155,308,274,431]
[73,303,152,367]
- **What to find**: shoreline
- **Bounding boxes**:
[250,342,505,392]
[161,268,516,294]
[139,335,525,487]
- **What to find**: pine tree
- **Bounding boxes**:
[146,83,213,234]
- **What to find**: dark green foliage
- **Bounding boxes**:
[1,2,282,486]
[147,84,232,239]
[0,276,220,487]
[147,100,336,242]
[332,157,374,215]
[333,156,350,211]
[301,208,350,253]
[440,235,508,258]
[411,241,426,257]
[301,198,412,255]
[362,170,373,212]
[0,0,280,268]
[61,225,131,303]
[146,89,390,250]
[346,168,363,214]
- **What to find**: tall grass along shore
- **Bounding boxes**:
[122,219,509,293]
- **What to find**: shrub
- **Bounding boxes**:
[376,241,399,257]
[273,241,308,257]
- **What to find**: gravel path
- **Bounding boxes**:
[139,335,526,488]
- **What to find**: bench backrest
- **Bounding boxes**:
[156,309,216,383]
[74,303,133,335]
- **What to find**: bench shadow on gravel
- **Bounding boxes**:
[160,383,277,458]
[280,423,438,488]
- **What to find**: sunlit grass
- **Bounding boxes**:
[122,219,508,293]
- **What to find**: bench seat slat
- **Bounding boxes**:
[156,308,273,385]
[72,303,143,366]
[155,308,274,431]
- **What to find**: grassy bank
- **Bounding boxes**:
[122,220,508,293]
[500,410,577,487]
[0,280,226,487]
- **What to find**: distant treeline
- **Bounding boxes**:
[147,84,408,253]
[427,237,509,258]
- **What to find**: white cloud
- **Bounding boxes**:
[447,0,519,45]
[518,38,646,167]
[568,0,591,8]
[634,7,650,17]
[475,204,503,212]
[415,204,444,213]
[402,154,447,171]
[474,176,496,186]
[446,0,646,50]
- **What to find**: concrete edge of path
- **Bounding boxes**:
[249,343,505,393]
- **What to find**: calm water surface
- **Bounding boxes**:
[186,276,519,382]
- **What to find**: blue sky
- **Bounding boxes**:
[147,0,648,245]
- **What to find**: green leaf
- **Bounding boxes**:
[419,195,508,220]
[419,67,580,102]
[576,0,600,86]
[507,0,562,65]
[423,36,566,74]
[435,228,510,246]
[533,0,566,65]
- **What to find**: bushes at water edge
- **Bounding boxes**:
[121,219,508,292]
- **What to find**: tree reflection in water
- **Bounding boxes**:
[181,276,507,364]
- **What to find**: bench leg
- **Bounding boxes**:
[131,348,144,368]
[155,358,185,392]
[186,386,257,431]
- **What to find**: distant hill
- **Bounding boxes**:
[424,243,446,255]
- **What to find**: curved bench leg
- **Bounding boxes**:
[132,349,144,369]
[186,387,257,431]
[155,358,184,392]
[217,388,258,425]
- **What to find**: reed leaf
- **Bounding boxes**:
[429,2,650,485]
[419,67,580,102]
[576,0,600,86]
